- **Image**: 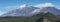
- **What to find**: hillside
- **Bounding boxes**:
[0,12,59,22]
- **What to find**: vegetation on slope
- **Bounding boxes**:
[0,12,59,22]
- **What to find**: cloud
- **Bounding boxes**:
[31,9,40,13]
[0,11,5,16]
[4,6,18,12]
[33,3,54,8]
[29,9,40,15]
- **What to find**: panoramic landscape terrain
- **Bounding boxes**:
[0,0,60,22]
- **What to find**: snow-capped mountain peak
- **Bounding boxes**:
[20,4,29,9]
[1,4,60,17]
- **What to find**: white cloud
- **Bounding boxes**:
[33,3,54,8]
[30,9,40,15]
[4,6,19,12]
[5,6,18,9]
[0,11,5,16]
[31,9,40,13]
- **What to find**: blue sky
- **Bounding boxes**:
[0,0,60,12]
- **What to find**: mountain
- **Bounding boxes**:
[1,4,40,17]
[1,4,60,17]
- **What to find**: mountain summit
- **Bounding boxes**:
[19,4,29,9]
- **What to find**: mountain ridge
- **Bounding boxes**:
[1,4,60,17]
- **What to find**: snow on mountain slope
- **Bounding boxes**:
[1,3,60,17]
[1,4,40,16]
